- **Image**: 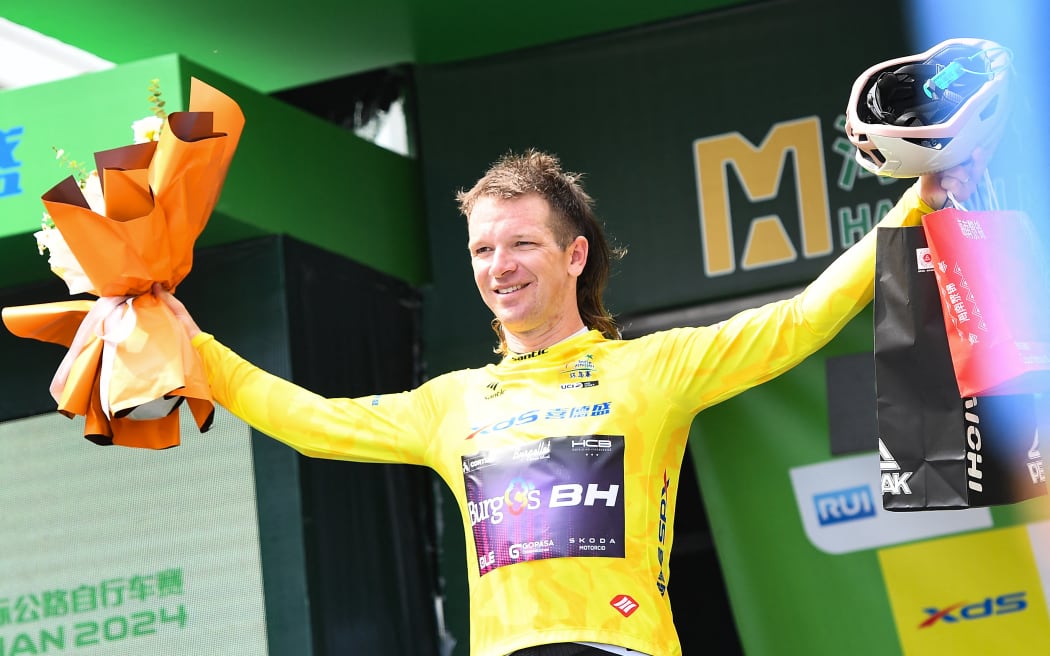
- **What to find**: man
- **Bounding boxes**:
[156,149,982,656]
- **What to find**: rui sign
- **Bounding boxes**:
[0,125,23,200]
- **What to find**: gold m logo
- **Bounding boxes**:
[693,117,832,276]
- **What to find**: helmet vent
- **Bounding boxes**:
[979,95,1000,121]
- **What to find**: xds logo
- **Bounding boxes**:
[655,470,670,596]
[465,404,615,440]
[879,439,913,495]
[814,485,875,526]
[465,410,539,440]
[920,591,1028,628]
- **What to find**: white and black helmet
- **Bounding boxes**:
[845,37,1012,178]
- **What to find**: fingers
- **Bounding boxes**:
[151,282,178,309]
[918,172,949,210]
[939,171,974,201]
[933,147,990,205]
[919,146,991,208]
[940,170,977,203]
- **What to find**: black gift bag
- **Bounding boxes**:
[873,225,1047,510]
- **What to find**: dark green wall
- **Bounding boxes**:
[415,0,912,375]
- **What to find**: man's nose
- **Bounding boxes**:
[491,247,517,277]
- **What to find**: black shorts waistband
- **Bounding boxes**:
[509,643,615,656]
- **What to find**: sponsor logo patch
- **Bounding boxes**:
[610,594,639,617]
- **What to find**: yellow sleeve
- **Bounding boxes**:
[798,179,933,334]
[655,181,934,412]
[191,333,431,465]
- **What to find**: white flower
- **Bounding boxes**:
[35,218,93,295]
[81,171,105,215]
[34,83,166,297]
[132,115,164,144]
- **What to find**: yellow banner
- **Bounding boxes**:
[879,524,1050,654]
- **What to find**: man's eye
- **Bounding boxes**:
[473,246,492,256]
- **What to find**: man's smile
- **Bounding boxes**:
[495,283,528,295]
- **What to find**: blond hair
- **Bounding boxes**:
[457,149,624,355]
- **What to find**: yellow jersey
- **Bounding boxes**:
[193,183,930,656]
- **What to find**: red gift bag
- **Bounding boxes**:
[922,208,1050,396]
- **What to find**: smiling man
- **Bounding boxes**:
[156,148,979,656]
[467,193,588,353]
[460,154,615,357]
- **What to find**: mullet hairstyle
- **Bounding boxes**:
[456,149,625,356]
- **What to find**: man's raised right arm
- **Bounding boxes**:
[152,283,430,465]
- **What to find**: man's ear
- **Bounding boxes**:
[568,236,589,277]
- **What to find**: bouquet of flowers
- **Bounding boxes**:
[1,77,245,449]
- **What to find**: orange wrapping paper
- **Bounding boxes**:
[1,78,245,448]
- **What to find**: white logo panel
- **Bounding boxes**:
[790,452,992,554]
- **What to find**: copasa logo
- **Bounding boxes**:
[920,591,1028,628]
[508,539,555,560]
